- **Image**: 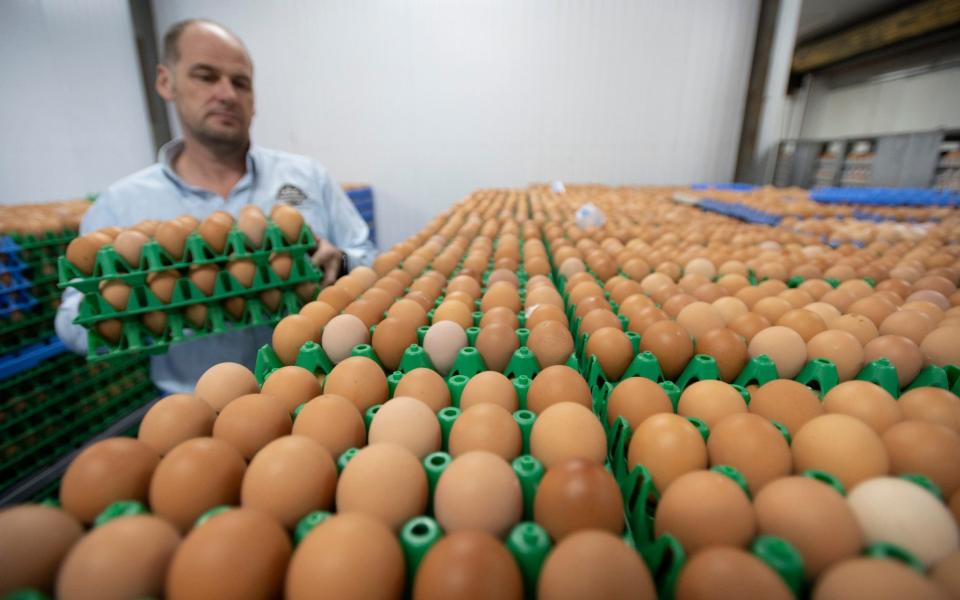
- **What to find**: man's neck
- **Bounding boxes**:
[173,135,249,199]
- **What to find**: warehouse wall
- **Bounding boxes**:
[0,0,155,205]
[800,65,960,139]
[153,0,760,248]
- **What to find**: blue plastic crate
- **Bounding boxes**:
[0,289,37,318]
[811,187,960,207]
[0,271,32,295]
[691,183,756,192]
[0,336,68,381]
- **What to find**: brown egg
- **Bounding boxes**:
[898,387,960,433]
[60,438,159,524]
[662,293,696,319]
[538,530,656,600]
[584,327,634,381]
[708,413,792,494]
[241,435,337,528]
[754,476,863,578]
[678,380,747,428]
[237,206,268,248]
[534,459,623,540]
[369,397,441,458]
[754,297,793,324]
[65,231,112,274]
[830,313,879,346]
[213,393,292,459]
[628,413,708,493]
[676,302,726,340]
[139,393,217,455]
[324,356,389,413]
[370,317,418,372]
[749,379,823,435]
[147,270,179,304]
[227,258,256,288]
[863,335,924,388]
[480,282,522,313]
[432,300,473,329]
[460,371,519,412]
[292,394,366,457]
[0,505,83,594]
[317,285,352,312]
[626,306,669,336]
[526,304,569,330]
[675,547,793,600]
[56,516,179,600]
[197,215,231,254]
[606,376,673,429]
[729,312,772,343]
[473,323,520,373]
[921,326,960,368]
[99,279,130,311]
[194,362,260,412]
[187,264,218,297]
[806,329,865,381]
[778,308,828,342]
[639,320,694,380]
[816,379,902,434]
[531,402,606,469]
[879,310,934,345]
[337,442,428,531]
[272,314,320,365]
[272,204,305,242]
[113,230,150,267]
[149,437,246,531]
[434,451,522,538]
[711,297,748,327]
[449,403,521,460]
[655,470,755,554]
[447,275,483,299]
[526,365,591,414]
[883,420,960,497]
[287,513,404,600]
[780,288,815,308]
[480,306,520,329]
[166,509,290,600]
[261,366,323,414]
[749,326,808,379]
[413,530,522,600]
[804,302,843,326]
[812,558,947,599]
[821,289,856,312]
[579,309,622,336]
[694,328,749,382]
[792,414,889,490]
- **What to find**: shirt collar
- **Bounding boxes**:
[158,138,259,196]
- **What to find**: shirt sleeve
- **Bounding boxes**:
[54,192,122,354]
[313,168,377,269]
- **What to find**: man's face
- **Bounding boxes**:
[156,24,254,149]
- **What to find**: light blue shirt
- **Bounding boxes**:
[55,138,376,394]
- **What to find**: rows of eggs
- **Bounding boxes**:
[63,204,315,342]
[0,199,90,237]
[3,187,960,598]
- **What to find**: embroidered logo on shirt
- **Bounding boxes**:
[276,184,307,206]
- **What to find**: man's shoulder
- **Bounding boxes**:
[99,163,170,200]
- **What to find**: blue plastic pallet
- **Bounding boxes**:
[691,183,756,191]
[811,187,960,207]
[0,336,68,381]
[696,199,781,226]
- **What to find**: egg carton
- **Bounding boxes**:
[82,286,313,362]
[10,229,79,251]
[0,367,156,496]
[58,221,317,294]
[73,250,320,325]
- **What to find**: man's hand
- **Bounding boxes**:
[311,238,343,287]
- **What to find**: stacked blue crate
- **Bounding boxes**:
[811,187,960,207]
[345,186,377,245]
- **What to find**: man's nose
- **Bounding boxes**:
[213,76,238,103]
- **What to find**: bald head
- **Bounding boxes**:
[162,19,250,67]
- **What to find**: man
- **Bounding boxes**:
[56,19,375,393]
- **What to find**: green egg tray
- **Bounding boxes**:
[58,221,316,294]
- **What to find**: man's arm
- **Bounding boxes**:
[54,195,121,354]
[316,171,377,270]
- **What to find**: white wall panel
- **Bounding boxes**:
[801,66,960,139]
[0,0,154,204]
[154,0,760,248]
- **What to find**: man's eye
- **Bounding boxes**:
[193,72,217,82]
[233,79,251,90]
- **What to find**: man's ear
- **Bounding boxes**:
[156,63,175,101]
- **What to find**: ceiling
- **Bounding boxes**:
[797,0,915,42]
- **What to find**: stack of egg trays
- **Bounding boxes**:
[0,237,38,322]
[0,353,156,495]
[58,221,322,361]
